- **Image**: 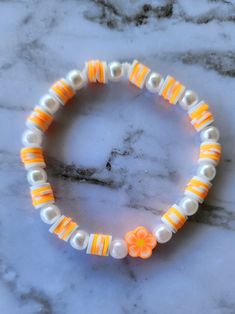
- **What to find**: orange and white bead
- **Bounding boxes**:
[85,60,108,84]
[188,101,214,132]
[30,183,55,209]
[49,78,75,105]
[86,234,112,256]
[49,215,78,242]
[161,205,187,233]
[26,106,53,132]
[184,176,211,203]
[129,60,150,89]
[159,75,185,105]
[20,59,222,260]
[199,141,221,166]
[20,147,45,169]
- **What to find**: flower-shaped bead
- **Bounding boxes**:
[125,226,157,259]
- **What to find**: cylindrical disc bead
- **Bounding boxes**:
[22,129,42,147]
[30,183,55,209]
[159,75,185,105]
[188,101,214,132]
[20,147,46,169]
[49,215,78,241]
[40,204,61,224]
[86,60,108,83]
[199,141,221,165]
[184,176,211,203]
[26,106,53,132]
[161,204,187,233]
[86,234,112,256]
[129,60,150,89]
[70,230,89,250]
[153,224,172,243]
[49,79,75,105]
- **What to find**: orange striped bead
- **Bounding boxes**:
[20,147,45,169]
[49,215,78,241]
[27,107,53,132]
[86,234,112,256]
[159,75,185,105]
[50,79,75,105]
[161,205,186,233]
[86,60,108,83]
[199,142,221,165]
[129,60,150,89]
[184,176,211,203]
[188,101,214,132]
[30,183,54,209]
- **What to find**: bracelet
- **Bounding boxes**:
[20,59,222,260]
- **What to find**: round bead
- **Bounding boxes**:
[27,167,47,186]
[146,72,163,93]
[200,126,220,142]
[179,90,198,110]
[179,197,199,216]
[110,238,128,259]
[22,129,42,147]
[70,230,89,250]
[40,94,60,115]
[153,224,172,243]
[40,205,61,224]
[108,62,123,81]
[197,163,216,181]
[122,62,131,78]
[66,70,85,90]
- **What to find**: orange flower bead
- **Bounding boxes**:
[125,226,157,259]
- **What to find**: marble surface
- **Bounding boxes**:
[0,0,235,313]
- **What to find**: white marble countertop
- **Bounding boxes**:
[0,0,235,313]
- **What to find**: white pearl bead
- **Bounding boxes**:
[153,224,172,243]
[40,205,61,224]
[70,230,89,250]
[200,126,220,142]
[122,62,131,78]
[179,197,199,216]
[27,167,47,186]
[66,70,85,90]
[22,129,42,147]
[179,90,198,110]
[146,72,163,93]
[197,163,216,181]
[110,238,128,259]
[108,62,123,81]
[40,94,60,115]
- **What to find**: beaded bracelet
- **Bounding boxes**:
[20,60,221,260]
